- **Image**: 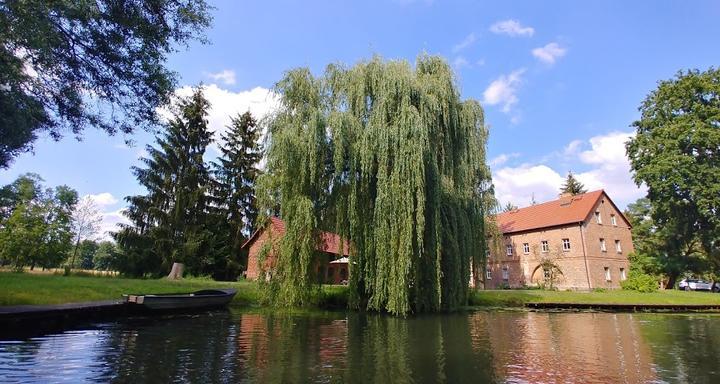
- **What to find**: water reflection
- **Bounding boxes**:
[474,312,657,383]
[1,310,720,383]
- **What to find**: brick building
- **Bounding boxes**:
[485,190,633,290]
[242,217,350,284]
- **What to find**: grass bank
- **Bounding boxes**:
[469,289,720,307]
[0,272,352,308]
[3,272,719,310]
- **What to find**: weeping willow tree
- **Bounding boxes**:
[258,54,494,315]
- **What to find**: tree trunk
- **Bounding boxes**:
[665,273,679,290]
[70,236,81,270]
[167,262,185,280]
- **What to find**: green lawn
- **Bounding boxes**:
[0,272,260,307]
[3,272,719,310]
[470,288,720,307]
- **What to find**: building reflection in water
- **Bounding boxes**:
[474,311,658,383]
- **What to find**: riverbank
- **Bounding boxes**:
[3,272,720,310]
[469,288,720,307]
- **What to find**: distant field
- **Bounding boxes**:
[470,288,720,307]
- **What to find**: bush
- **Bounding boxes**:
[621,271,659,293]
[593,287,607,293]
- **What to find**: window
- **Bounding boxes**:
[486,268,492,280]
[604,267,611,281]
[543,268,551,280]
[562,238,571,251]
[595,211,602,224]
[506,244,513,256]
[611,214,617,226]
[502,266,509,281]
[541,240,549,253]
[600,238,607,252]
[615,240,622,253]
[485,249,491,257]
[523,243,530,254]
[620,267,626,281]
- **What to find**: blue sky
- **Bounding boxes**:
[2,0,720,237]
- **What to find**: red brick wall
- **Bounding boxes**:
[486,193,633,290]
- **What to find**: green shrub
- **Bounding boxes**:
[593,287,607,293]
[621,271,659,293]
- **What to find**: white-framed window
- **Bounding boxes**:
[541,240,549,253]
[600,238,607,252]
[543,268,551,280]
[523,243,530,254]
[620,267,626,281]
[502,266,509,281]
[611,214,617,226]
[604,267,611,281]
[486,268,492,280]
[506,244,513,256]
[562,238,571,251]
[595,211,602,224]
[615,240,622,253]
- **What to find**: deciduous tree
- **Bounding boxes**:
[626,68,720,275]
[0,0,212,167]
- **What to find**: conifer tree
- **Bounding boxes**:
[115,88,213,277]
[560,172,587,196]
[210,111,262,277]
[259,55,494,315]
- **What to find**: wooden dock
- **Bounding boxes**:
[0,300,131,338]
[526,302,720,312]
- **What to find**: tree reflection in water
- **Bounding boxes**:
[3,310,720,383]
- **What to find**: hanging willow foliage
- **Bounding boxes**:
[258,54,494,315]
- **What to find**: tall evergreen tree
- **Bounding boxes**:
[210,111,262,278]
[560,172,587,195]
[115,88,213,277]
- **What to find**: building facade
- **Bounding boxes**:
[485,190,633,290]
[242,217,349,284]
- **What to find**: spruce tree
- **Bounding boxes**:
[210,111,262,278]
[560,172,587,196]
[116,88,213,277]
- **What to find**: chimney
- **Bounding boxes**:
[559,192,573,199]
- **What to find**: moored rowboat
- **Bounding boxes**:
[123,288,237,311]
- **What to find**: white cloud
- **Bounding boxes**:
[492,131,645,209]
[453,56,470,69]
[490,153,520,167]
[483,69,525,113]
[97,208,131,241]
[86,192,118,207]
[167,84,280,152]
[489,20,535,37]
[532,42,567,65]
[204,69,237,85]
[452,33,477,53]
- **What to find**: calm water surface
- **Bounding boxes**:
[0,310,719,383]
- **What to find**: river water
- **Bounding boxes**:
[0,310,719,383]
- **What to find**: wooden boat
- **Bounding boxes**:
[123,288,237,311]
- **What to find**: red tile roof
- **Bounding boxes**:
[242,217,350,255]
[496,190,623,234]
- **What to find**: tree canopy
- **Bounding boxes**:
[560,172,587,196]
[0,0,212,168]
[626,68,720,273]
[258,55,493,315]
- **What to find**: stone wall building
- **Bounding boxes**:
[242,217,350,284]
[486,190,633,290]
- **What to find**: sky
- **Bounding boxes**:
[2,0,720,238]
